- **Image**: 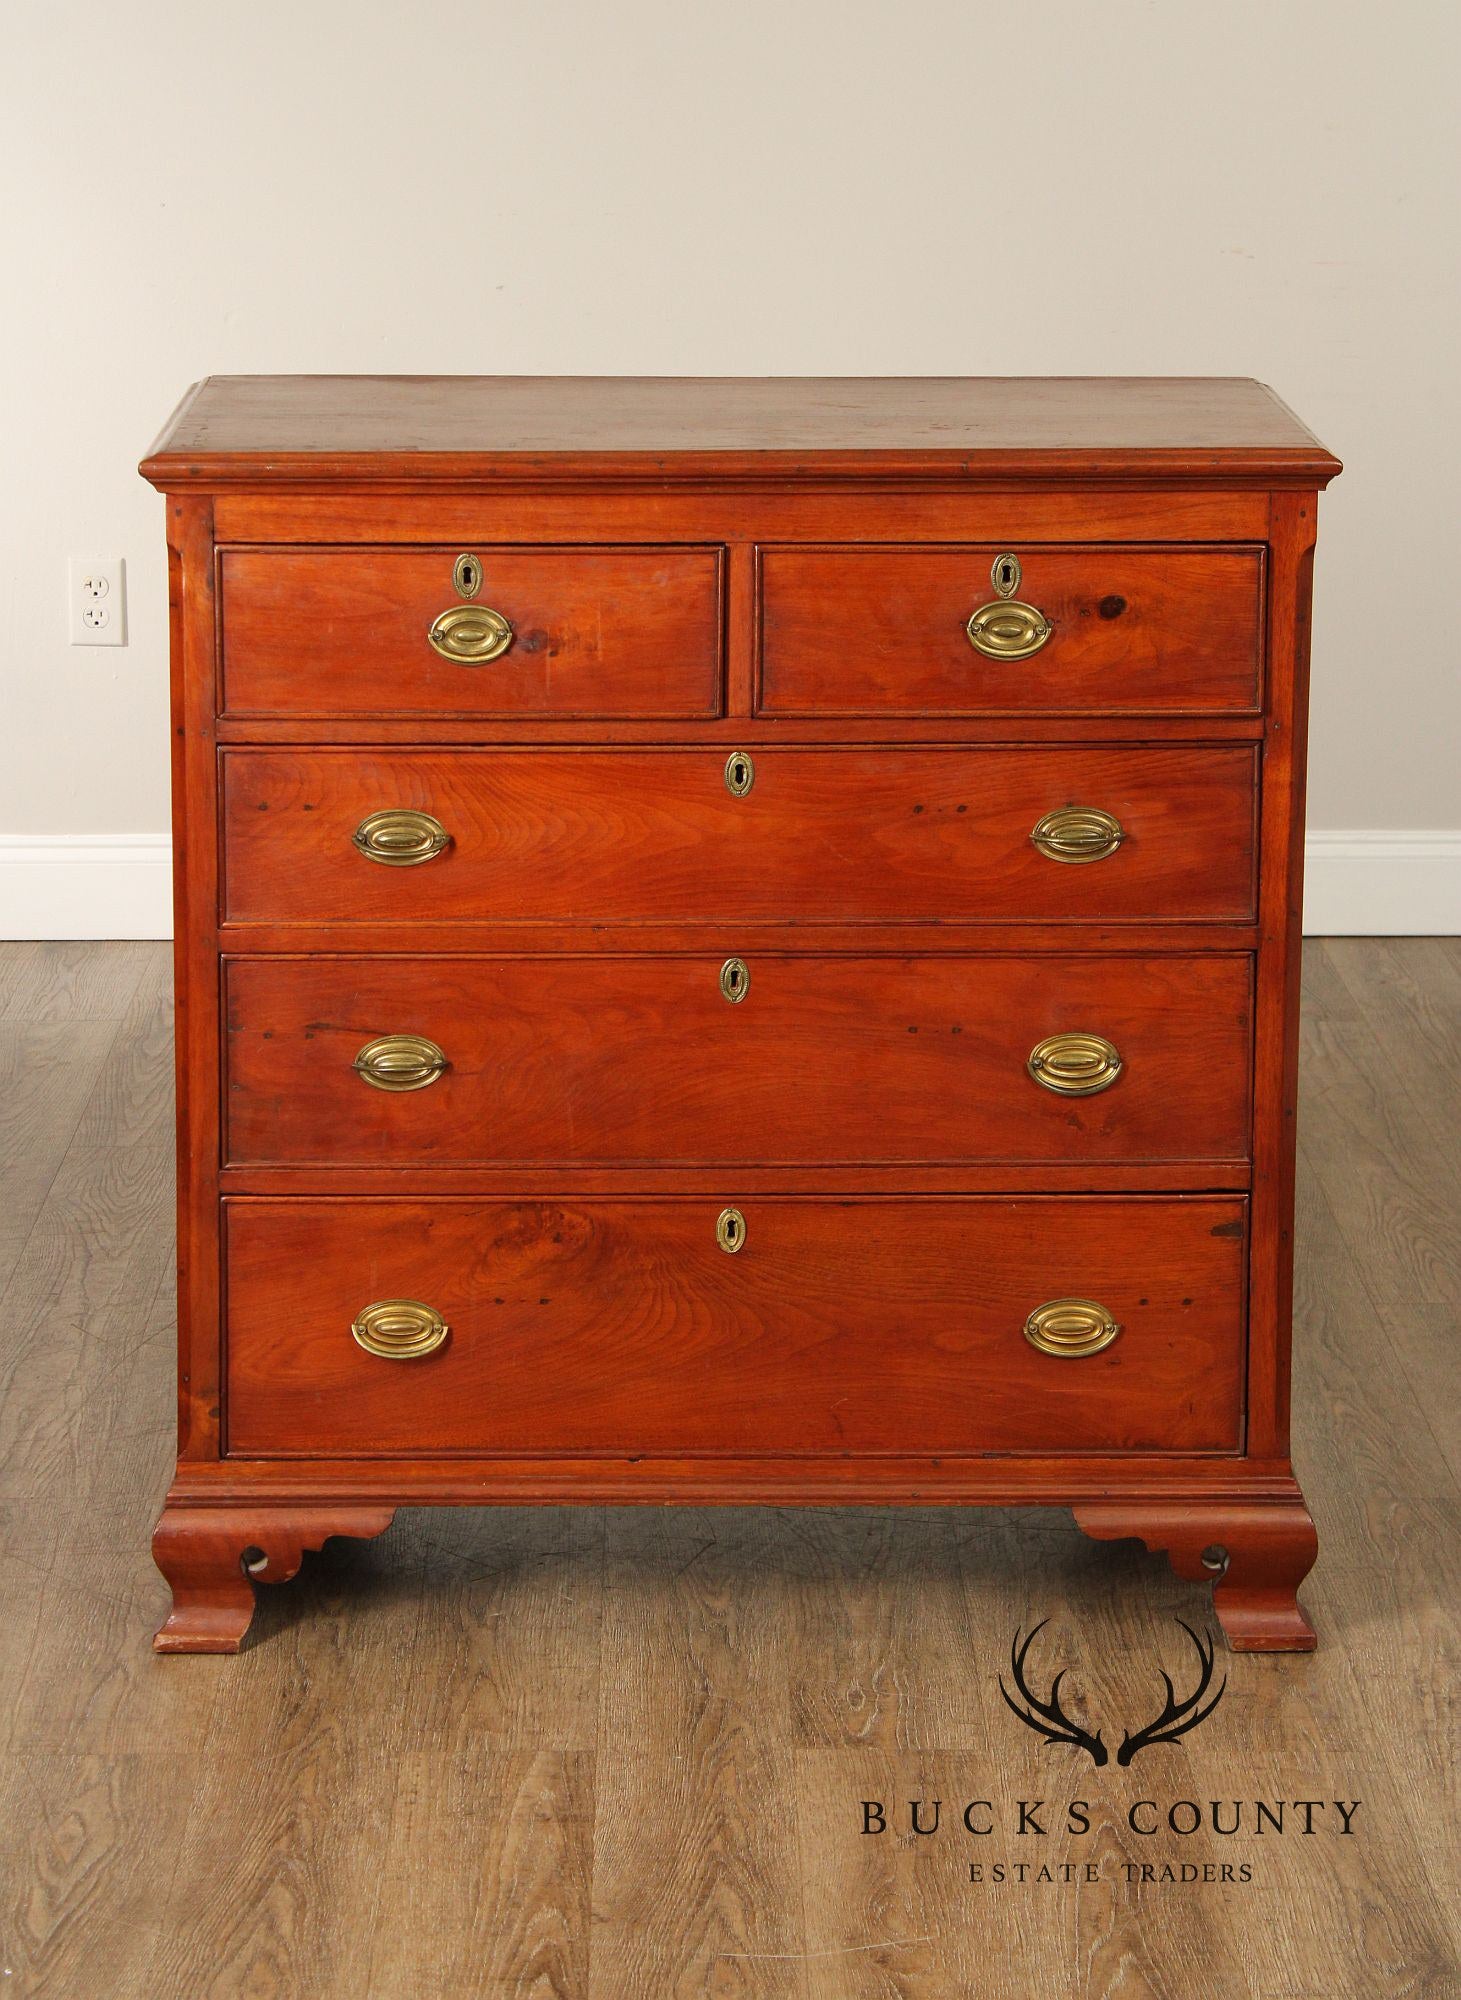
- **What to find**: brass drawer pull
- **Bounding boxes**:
[1024,1297,1121,1359]
[720,957,750,1003]
[353,1033,448,1093]
[427,601,514,664]
[716,1206,746,1253]
[1030,806,1124,864]
[725,751,755,797]
[1027,1031,1123,1096]
[353,808,451,867]
[352,1298,449,1360]
[966,550,1052,661]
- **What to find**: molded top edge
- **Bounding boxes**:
[141,375,1341,487]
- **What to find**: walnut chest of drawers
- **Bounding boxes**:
[141,375,1340,1653]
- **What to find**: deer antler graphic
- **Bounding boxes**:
[998,1620,1108,1766]
[1115,1619,1227,1766]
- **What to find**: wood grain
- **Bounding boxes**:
[760,546,1263,716]
[222,952,1254,1168]
[0,1020,117,1301]
[220,545,723,720]
[367,1749,594,1997]
[0,940,153,1024]
[221,1195,1247,1457]
[140,375,1342,487]
[213,484,1276,551]
[589,1509,807,1998]
[220,744,1259,927]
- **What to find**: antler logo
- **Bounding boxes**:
[999,1618,1226,1767]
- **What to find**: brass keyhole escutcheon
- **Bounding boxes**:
[725,751,755,797]
[720,957,750,1003]
[1023,1297,1121,1359]
[993,552,1022,598]
[352,1298,449,1360]
[716,1206,746,1253]
[452,553,483,599]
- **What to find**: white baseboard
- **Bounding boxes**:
[0,835,173,940]
[0,831,1457,941]
[1302,830,1461,936]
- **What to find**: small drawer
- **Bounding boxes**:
[223,952,1252,1167]
[759,545,1263,715]
[223,1195,1247,1457]
[220,745,1258,927]
[218,546,723,718]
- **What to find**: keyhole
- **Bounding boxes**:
[716,1206,746,1253]
[992,552,1021,598]
[724,751,755,797]
[453,553,482,599]
[720,957,750,1003]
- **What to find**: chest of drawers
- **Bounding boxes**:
[141,376,1339,1653]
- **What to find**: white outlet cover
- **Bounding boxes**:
[69,557,127,646]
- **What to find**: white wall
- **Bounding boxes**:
[2,0,1457,934]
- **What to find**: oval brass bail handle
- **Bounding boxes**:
[353,808,451,867]
[966,598,1053,661]
[719,957,750,1003]
[1030,806,1125,864]
[353,1033,449,1093]
[1024,1297,1122,1359]
[352,1299,449,1360]
[427,601,514,664]
[1026,1031,1123,1097]
[716,1207,747,1253]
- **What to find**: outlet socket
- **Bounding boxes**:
[69,558,127,646]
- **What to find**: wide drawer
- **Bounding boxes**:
[759,546,1263,715]
[218,546,722,718]
[224,1196,1247,1456]
[220,746,1258,926]
[223,953,1252,1166]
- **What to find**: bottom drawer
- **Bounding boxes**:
[224,1197,1246,1457]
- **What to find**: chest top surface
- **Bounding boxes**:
[141,375,1339,487]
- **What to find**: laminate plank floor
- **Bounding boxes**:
[0,939,1457,1999]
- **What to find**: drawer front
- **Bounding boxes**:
[220,746,1258,926]
[219,547,723,718]
[760,546,1263,715]
[224,954,1252,1166]
[223,1196,1247,1456]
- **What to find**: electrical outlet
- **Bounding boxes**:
[69,557,127,646]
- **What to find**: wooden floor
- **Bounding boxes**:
[0,940,1457,1999]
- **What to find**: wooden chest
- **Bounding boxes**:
[141,376,1339,1652]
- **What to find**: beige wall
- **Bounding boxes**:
[3,1,1456,846]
